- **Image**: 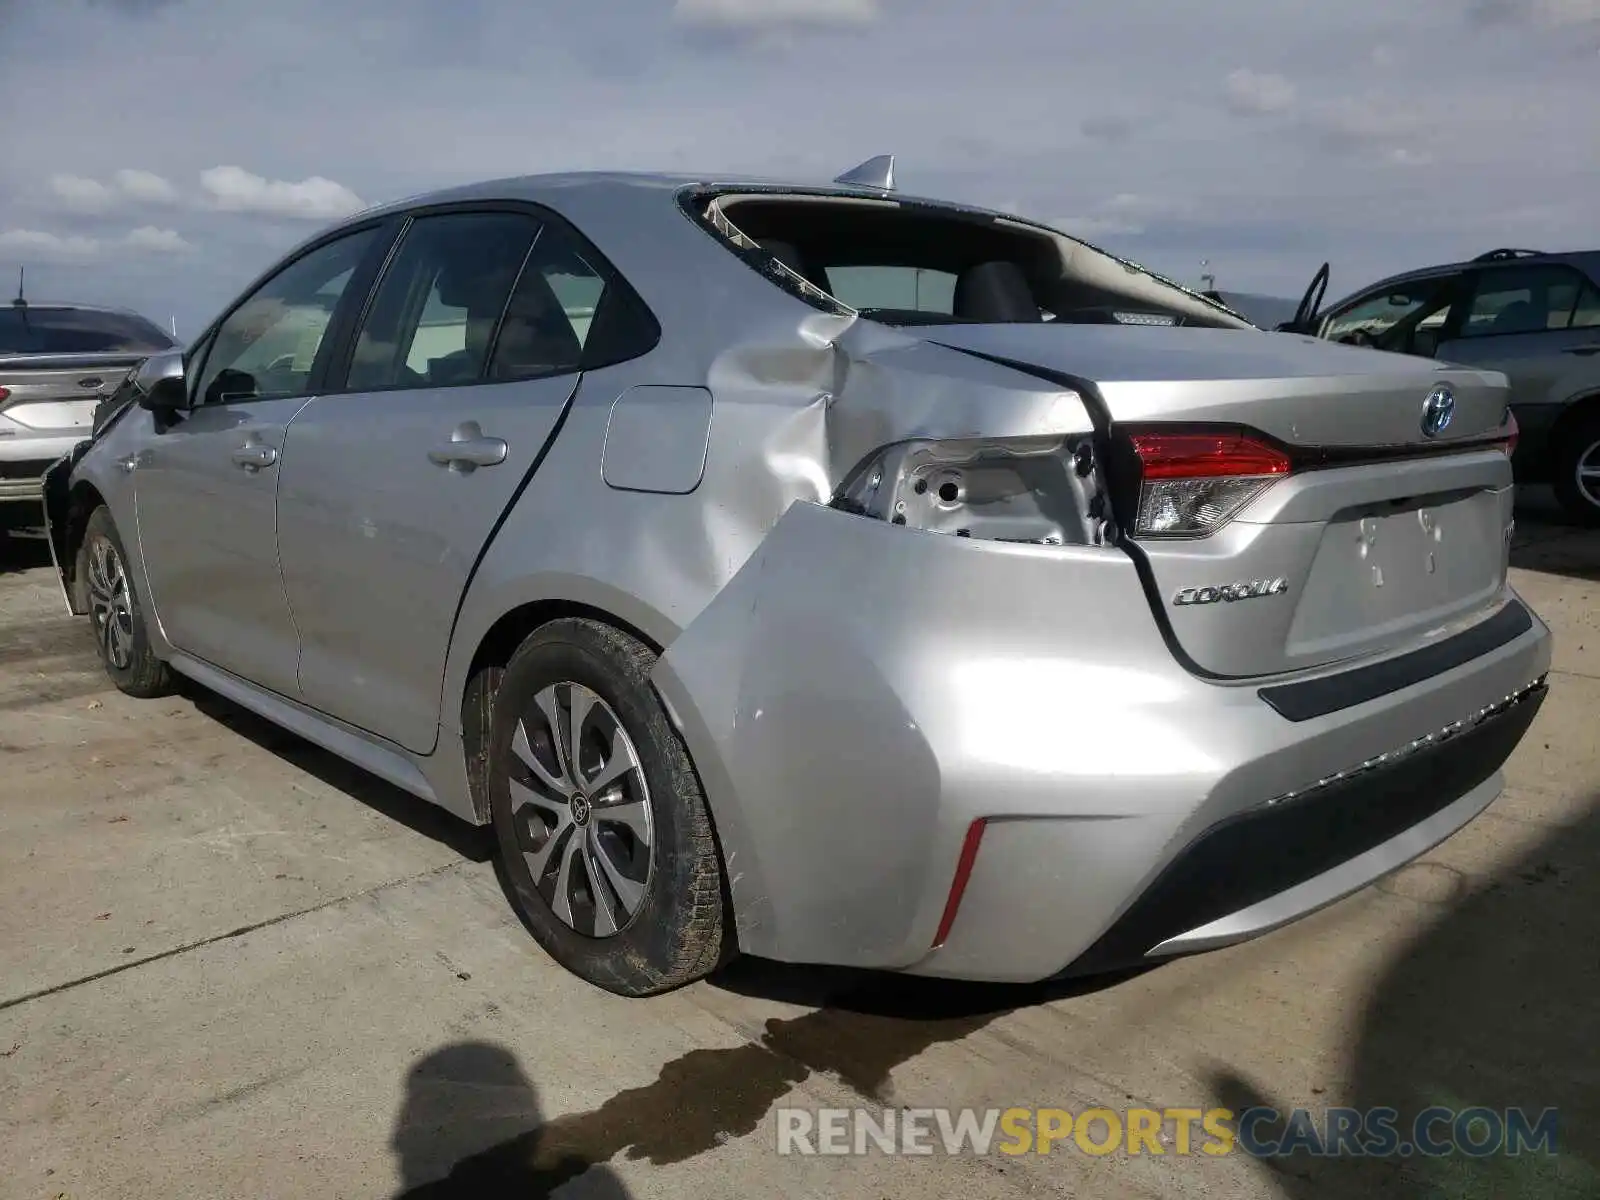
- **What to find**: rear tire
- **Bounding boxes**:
[1553,411,1600,527]
[79,506,173,698]
[488,618,728,996]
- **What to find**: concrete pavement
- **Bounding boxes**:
[1,497,1596,1199]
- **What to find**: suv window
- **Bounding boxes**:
[1458,265,1596,338]
[195,227,378,405]
[823,266,958,314]
[1321,277,1456,345]
[1575,282,1600,330]
[346,212,539,391]
[0,307,175,356]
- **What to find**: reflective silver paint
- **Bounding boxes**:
[49,171,1554,984]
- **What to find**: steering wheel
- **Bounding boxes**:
[1339,329,1377,347]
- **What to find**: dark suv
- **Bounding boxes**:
[1284,249,1600,523]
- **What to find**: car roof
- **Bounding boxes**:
[4,302,154,317]
[1346,247,1600,297]
[344,169,1039,229]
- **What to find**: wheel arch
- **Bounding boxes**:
[453,588,750,954]
[60,479,109,614]
[1549,389,1600,448]
[451,583,682,824]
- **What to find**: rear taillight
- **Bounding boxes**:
[1499,409,1519,458]
[1127,430,1290,538]
[0,386,10,404]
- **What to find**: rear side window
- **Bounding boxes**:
[487,220,660,380]
[0,308,175,355]
[346,212,540,391]
[1458,265,1596,338]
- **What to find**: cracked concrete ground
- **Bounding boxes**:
[1,492,1596,1199]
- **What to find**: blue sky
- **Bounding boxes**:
[1,0,1596,338]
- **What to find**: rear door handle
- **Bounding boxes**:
[231,443,278,471]
[428,421,507,472]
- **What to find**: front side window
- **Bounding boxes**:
[345,212,539,392]
[1458,265,1594,339]
[194,227,379,406]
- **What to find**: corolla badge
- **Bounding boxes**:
[1420,384,1456,438]
[1173,578,1290,606]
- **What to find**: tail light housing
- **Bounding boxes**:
[1498,409,1519,458]
[1125,430,1290,539]
[0,386,10,404]
[830,434,1116,547]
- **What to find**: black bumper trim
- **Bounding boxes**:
[1059,679,1546,979]
[1257,600,1534,723]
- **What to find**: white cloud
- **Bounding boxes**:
[123,226,192,253]
[673,0,880,28]
[0,228,101,258]
[1223,68,1297,117]
[50,174,117,211]
[114,169,179,204]
[48,169,180,211]
[0,226,194,260]
[199,166,366,220]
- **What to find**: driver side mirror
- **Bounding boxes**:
[134,349,190,414]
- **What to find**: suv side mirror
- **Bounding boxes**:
[134,349,190,414]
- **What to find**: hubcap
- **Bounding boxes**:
[507,682,653,938]
[1576,439,1600,511]
[86,536,134,671]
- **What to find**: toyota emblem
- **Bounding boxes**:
[1420,384,1456,438]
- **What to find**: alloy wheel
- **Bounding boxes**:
[507,681,654,938]
[86,535,135,671]
[1576,439,1600,512]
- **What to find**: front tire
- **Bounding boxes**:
[488,618,728,996]
[1553,411,1600,526]
[79,506,172,698]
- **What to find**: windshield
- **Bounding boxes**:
[0,307,176,355]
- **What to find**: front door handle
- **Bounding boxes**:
[1563,344,1600,357]
[231,443,278,471]
[428,421,507,473]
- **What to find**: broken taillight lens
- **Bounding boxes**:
[1127,430,1290,538]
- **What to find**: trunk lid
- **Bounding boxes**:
[0,352,142,433]
[917,323,1518,679]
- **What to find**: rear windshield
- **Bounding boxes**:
[688,190,1249,331]
[0,307,176,355]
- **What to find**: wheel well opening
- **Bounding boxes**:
[1551,393,1600,448]
[61,482,107,610]
[459,600,666,823]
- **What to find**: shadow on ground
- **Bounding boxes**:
[389,966,1147,1197]
[178,679,494,864]
[0,524,52,574]
[1206,795,1600,1198]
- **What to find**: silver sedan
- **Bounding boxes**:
[43,161,1551,996]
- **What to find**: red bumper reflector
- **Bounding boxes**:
[932,819,988,949]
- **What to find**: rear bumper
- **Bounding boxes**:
[1061,676,1544,976]
[0,431,84,502]
[652,502,1553,982]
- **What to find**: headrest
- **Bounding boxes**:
[953,261,1040,323]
